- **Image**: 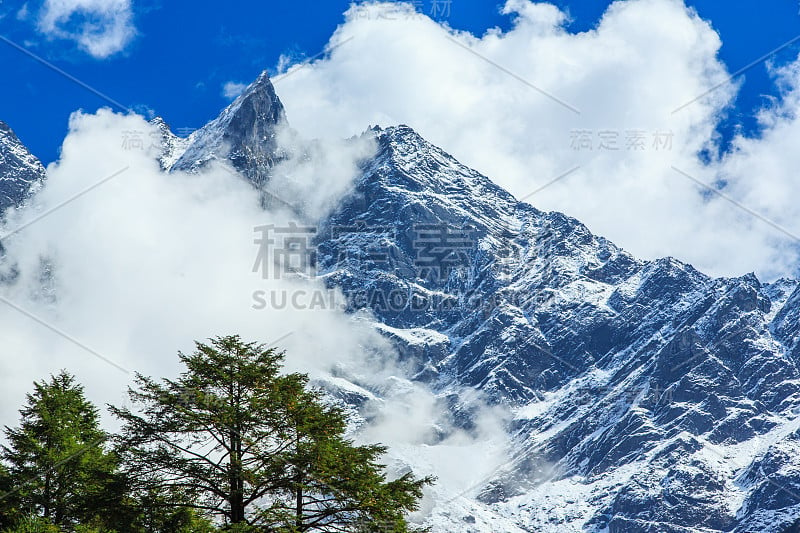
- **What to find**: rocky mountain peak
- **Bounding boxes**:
[0,121,46,211]
[169,71,288,184]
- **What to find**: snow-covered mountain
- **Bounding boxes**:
[163,71,288,185]
[316,124,800,532]
[10,72,800,532]
[0,121,45,212]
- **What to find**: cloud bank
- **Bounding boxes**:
[0,109,385,418]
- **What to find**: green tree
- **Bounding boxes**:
[0,463,19,529]
[1,371,119,529]
[259,387,431,532]
[1,515,59,533]
[121,486,216,533]
[110,335,432,531]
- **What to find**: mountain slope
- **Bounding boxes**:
[313,127,800,532]
[0,121,45,212]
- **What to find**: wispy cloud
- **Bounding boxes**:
[222,81,247,100]
[36,0,136,59]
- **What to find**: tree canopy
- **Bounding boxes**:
[1,371,118,529]
[0,337,433,532]
[110,335,433,531]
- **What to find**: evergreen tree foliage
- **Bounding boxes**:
[110,335,432,531]
[1,371,118,529]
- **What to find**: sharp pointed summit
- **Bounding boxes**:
[169,70,289,185]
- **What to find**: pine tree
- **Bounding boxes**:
[0,463,19,529]
[258,387,431,532]
[110,335,432,530]
[122,486,216,533]
[1,515,60,533]
[1,371,119,529]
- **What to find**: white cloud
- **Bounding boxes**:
[272,0,800,280]
[0,110,377,419]
[37,0,136,58]
[222,81,248,100]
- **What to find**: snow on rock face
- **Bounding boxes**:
[310,123,800,531]
[0,121,46,211]
[150,116,191,171]
[167,71,289,185]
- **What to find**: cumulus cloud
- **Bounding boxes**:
[37,0,136,58]
[272,0,800,280]
[222,81,248,100]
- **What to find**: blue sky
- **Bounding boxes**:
[1,0,800,164]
